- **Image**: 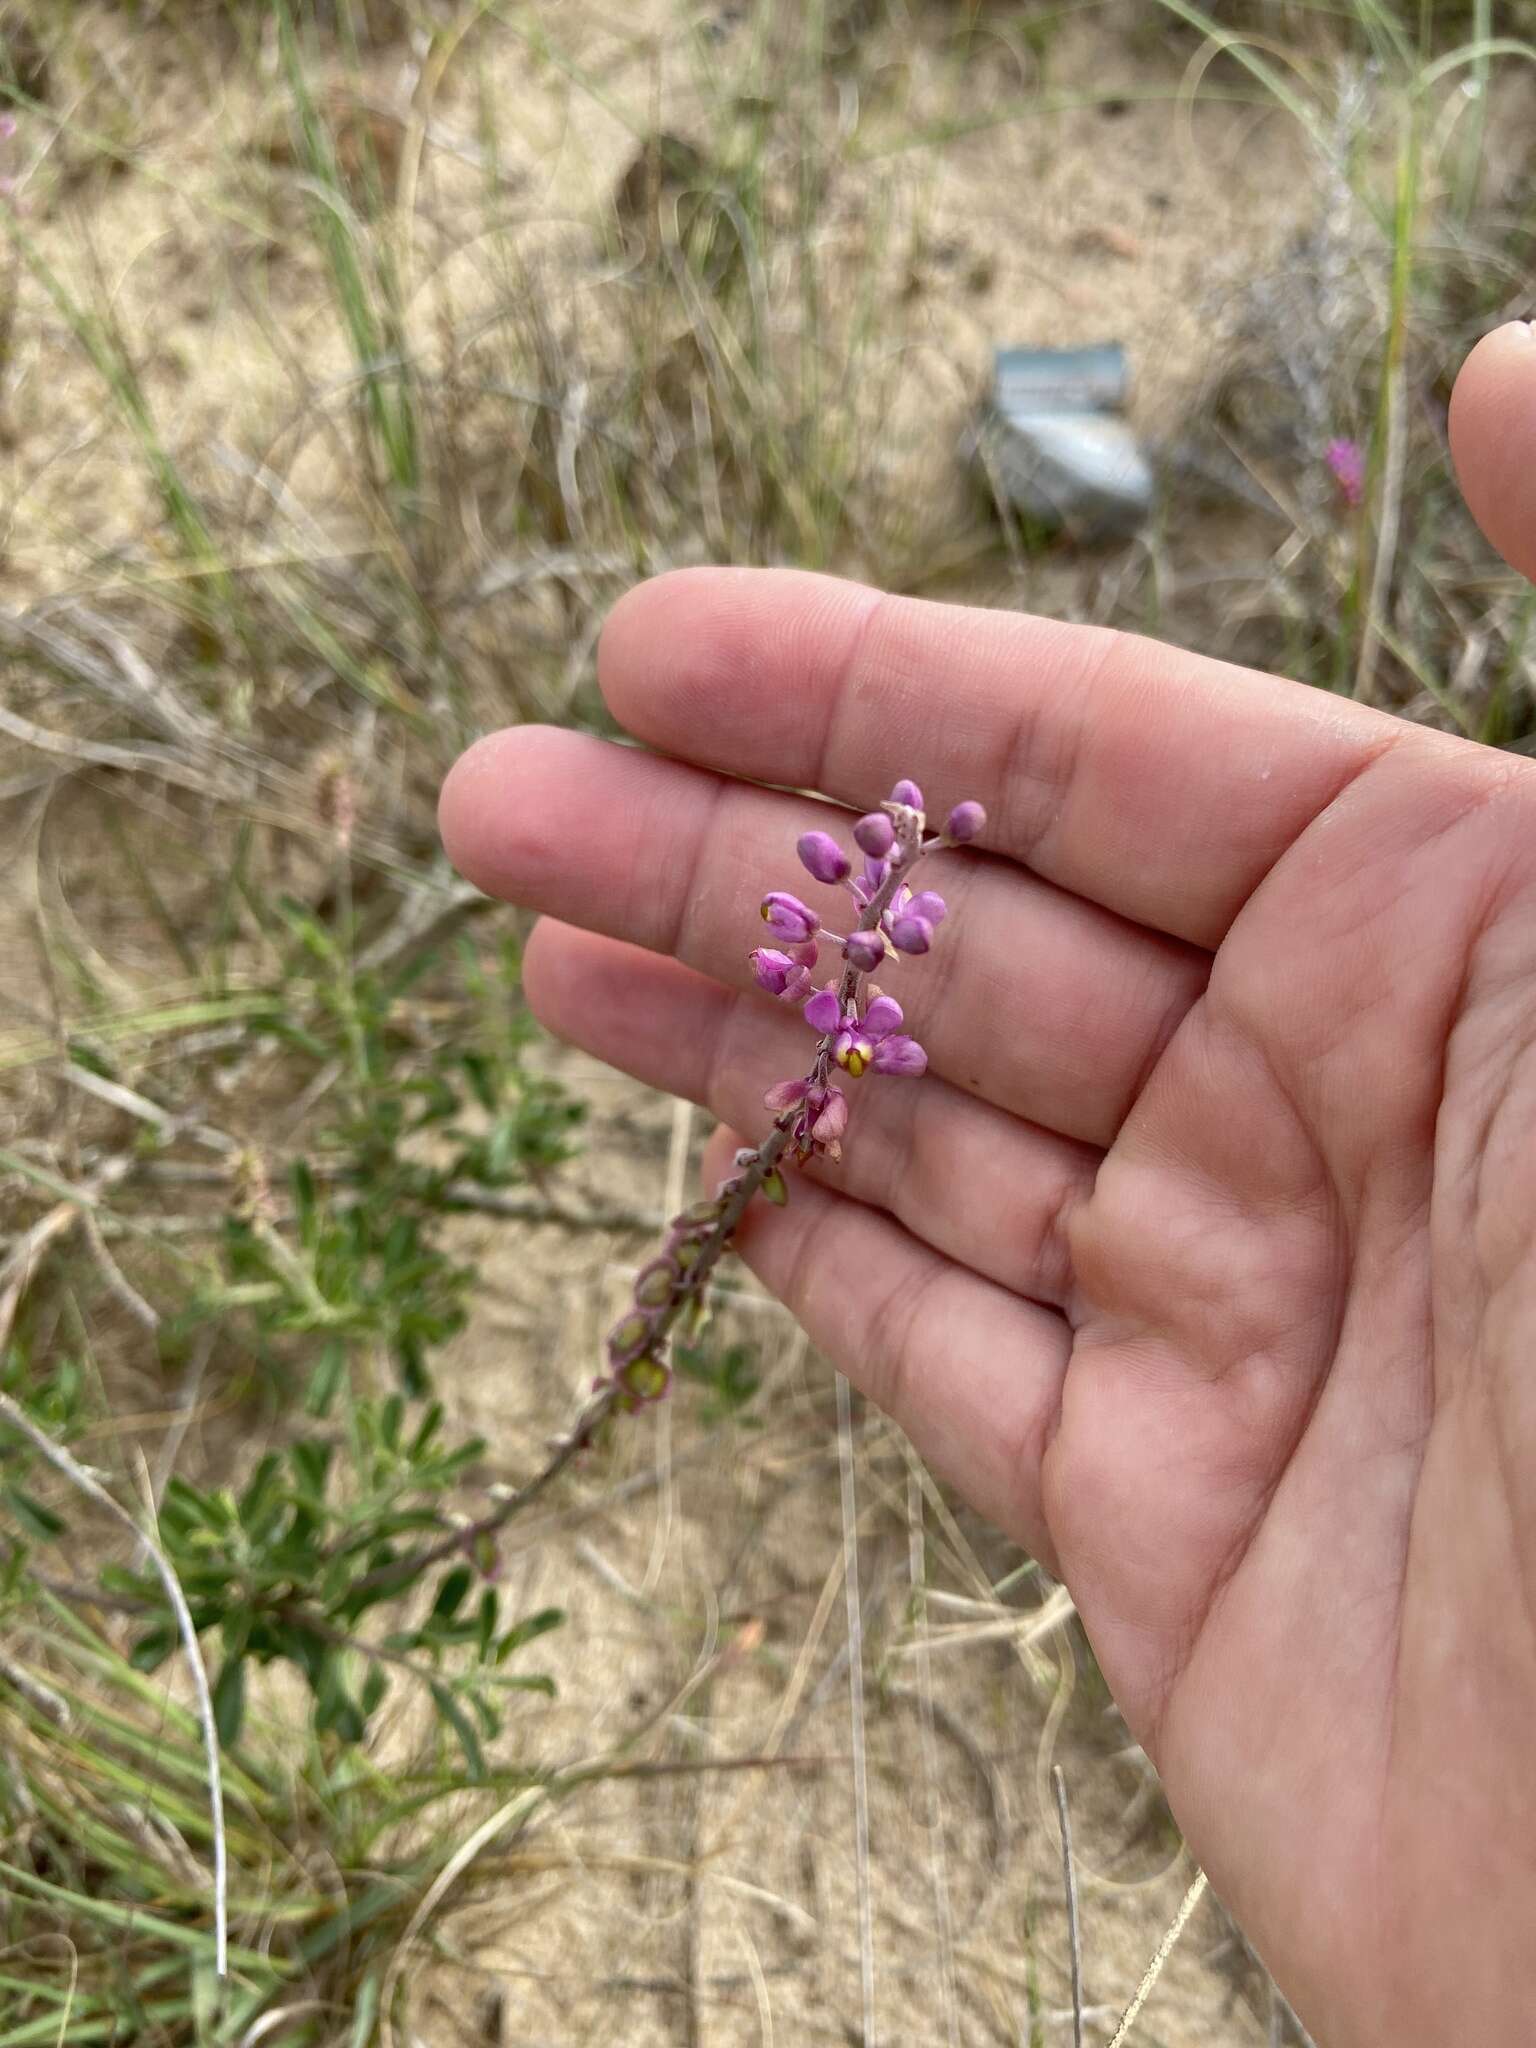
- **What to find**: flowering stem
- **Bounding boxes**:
[599,784,983,1412]
[799,811,920,1094]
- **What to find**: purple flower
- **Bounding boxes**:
[781,1083,852,1162]
[853,812,895,857]
[611,768,988,1407]
[797,830,852,885]
[843,928,886,972]
[880,885,943,954]
[804,985,844,1035]
[831,993,925,1078]
[885,883,946,928]
[872,1034,926,1076]
[751,947,815,1001]
[810,1086,849,1146]
[888,914,934,955]
[760,891,818,944]
[1326,437,1365,508]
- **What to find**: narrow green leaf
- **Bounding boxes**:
[429,1681,486,1780]
[306,1338,348,1417]
[496,1607,564,1661]
[212,1654,246,1748]
[349,1971,382,2048]
[2,1485,65,1542]
[129,1626,177,1674]
[430,1566,472,1623]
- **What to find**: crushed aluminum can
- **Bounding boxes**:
[965,342,1155,541]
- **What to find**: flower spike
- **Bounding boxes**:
[603,777,985,1404]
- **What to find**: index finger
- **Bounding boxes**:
[598,567,1430,948]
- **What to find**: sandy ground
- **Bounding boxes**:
[404,1060,1283,2047]
[2,0,1313,607]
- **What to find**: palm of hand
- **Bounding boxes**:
[441,325,1536,2045]
[1055,745,1536,2040]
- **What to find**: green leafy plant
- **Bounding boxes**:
[1,915,586,1768]
[105,1397,562,1770]
[674,1336,762,1426]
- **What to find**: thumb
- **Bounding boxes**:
[1448,319,1536,584]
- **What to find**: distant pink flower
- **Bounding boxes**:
[1326,438,1366,508]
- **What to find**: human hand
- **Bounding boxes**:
[439,322,1536,2045]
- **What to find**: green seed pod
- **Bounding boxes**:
[608,1313,651,1360]
[621,1355,670,1403]
[761,1169,788,1207]
[633,1261,676,1308]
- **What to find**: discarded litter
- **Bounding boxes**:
[965,343,1154,541]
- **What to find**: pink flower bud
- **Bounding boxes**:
[843,929,885,972]
[907,890,947,926]
[945,800,986,843]
[862,994,904,1038]
[797,830,851,885]
[890,778,924,810]
[853,812,895,857]
[888,914,934,955]
[760,892,818,944]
